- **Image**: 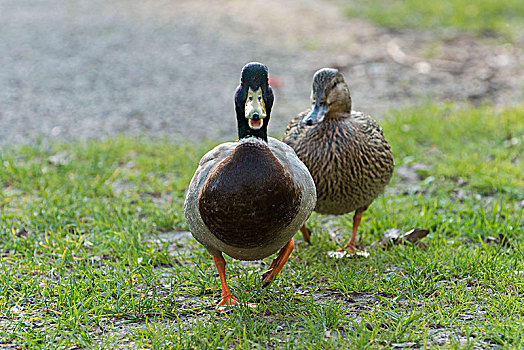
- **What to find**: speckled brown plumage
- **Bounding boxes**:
[284,111,393,215]
[283,68,394,250]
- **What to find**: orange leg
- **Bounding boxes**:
[261,238,295,288]
[337,211,363,253]
[300,225,312,244]
[213,255,238,307]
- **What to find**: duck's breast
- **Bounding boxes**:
[198,140,302,250]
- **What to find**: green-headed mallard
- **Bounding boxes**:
[283,68,394,252]
[184,62,316,307]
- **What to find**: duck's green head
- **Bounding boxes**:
[235,62,274,141]
[303,68,352,125]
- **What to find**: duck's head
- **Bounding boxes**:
[235,62,274,141]
[302,68,352,125]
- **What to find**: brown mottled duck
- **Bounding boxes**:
[184,63,316,307]
[283,68,394,252]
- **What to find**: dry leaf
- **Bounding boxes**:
[327,251,348,259]
[327,250,370,259]
[355,250,370,258]
[15,227,29,237]
[402,228,430,243]
[371,228,430,249]
[485,233,511,247]
[48,151,71,166]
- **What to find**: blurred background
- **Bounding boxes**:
[1,0,523,146]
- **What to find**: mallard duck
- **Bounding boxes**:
[184,62,316,307]
[283,68,394,252]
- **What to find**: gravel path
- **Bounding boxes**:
[1,0,523,147]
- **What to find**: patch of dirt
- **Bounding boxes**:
[427,328,498,349]
[155,230,193,255]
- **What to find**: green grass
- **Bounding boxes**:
[1,102,523,348]
[342,0,524,38]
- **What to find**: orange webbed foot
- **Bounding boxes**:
[336,211,363,254]
[216,294,257,311]
[260,238,295,288]
[217,293,239,307]
[261,268,275,288]
[336,243,357,254]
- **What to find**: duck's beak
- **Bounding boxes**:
[302,100,328,126]
[245,87,266,130]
